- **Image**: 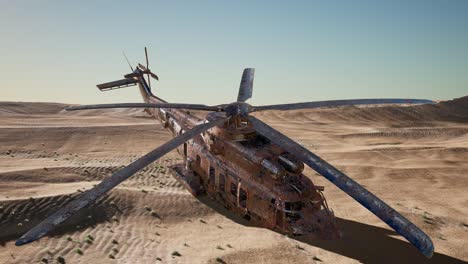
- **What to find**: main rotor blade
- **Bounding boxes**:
[237,68,255,102]
[253,98,435,112]
[248,116,434,258]
[66,103,222,112]
[15,117,227,246]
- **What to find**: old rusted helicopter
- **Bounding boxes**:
[16,48,435,258]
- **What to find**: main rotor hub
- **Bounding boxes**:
[224,102,253,117]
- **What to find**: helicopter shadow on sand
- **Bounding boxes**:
[197,195,466,264]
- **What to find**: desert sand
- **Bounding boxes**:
[0,98,467,264]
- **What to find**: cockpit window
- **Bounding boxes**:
[239,188,247,208]
[285,201,303,211]
[284,201,303,223]
[285,212,301,222]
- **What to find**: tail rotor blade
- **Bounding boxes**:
[15,117,227,246]
[65,103,223,112]
[138,63,147,71]
[138,63,159,81]
[145,47,151,87]
[148,71,159,81]
[253,98,435,112]
[248,116,434,258]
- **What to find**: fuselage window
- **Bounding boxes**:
[239,188,247,208]
[270,198,276,209]
[286,212,301,222]
[218,173,225,191]
[230,182,237,197]
[209,166,215,185]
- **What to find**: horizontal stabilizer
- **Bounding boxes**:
[97,78,138,91]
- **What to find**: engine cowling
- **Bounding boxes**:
[278,153,304,174]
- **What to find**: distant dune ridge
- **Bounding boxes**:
[0,101,147,117]
[253,96,468,125]
[1,95,467,120]
[0,96,466,264]
[0,101,67,115]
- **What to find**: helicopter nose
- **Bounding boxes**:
[291,219,341,241]
[317,212,342,240]
[318,221,342,240]
[297,207,341,240]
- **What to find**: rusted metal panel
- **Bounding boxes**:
[152,104,341,240]
[170,164,203,196]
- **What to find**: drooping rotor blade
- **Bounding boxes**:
[65,103,222,112]
[237,68,255,102]
[247,116,434,258]
[253,98,435,112]
[138,63,159,81]
[15,117,227,246]
[145,47,151,87]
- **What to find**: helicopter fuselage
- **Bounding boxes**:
[140,86,340,240]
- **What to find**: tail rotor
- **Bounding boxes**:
[138,47,159,88]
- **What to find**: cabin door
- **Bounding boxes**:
[275,201,284,228]
[237,183,247,209]
[183,143,188,169]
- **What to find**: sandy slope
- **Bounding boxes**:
[0,98,467,264]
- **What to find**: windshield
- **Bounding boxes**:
[285,201,303,212]
[284,201,303,223]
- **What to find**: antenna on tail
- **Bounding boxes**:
[122,51,134,71]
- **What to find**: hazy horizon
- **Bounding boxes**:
[1,1,467,105]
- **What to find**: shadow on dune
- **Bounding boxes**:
[2,192,465,264]
[0,195,121,246]
[297,218,465,264]
[197,195,465,264]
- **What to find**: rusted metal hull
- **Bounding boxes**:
[141,92,340,240]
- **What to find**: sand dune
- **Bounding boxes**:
[0,98,467,263]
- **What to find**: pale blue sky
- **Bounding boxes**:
[1,1,467,105]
